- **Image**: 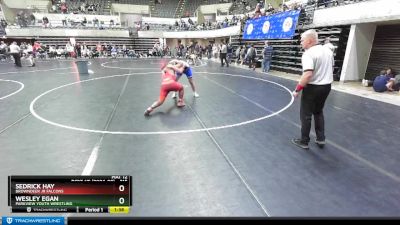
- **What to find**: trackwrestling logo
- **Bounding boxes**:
[2,217,64,225]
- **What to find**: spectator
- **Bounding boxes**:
[93,17,99,28]
[246,44,257,70]
[226,43,233,63]
[61,3,68,14]
[0,41,8,61]
[323,37,335,52]
[22,13,29,27]
[188,18,194,25]
[82,17,87,26]
[29,14,35,25]
[254,4,262,18]
[266,3,274,13]
[50,4,57,13]
[235,46,241,64]
[393,74,400,92]
[220,41,228,67]
[386,67,395,78]
[212,44,219,59]
[42,16,50,28]
[1,19,8,28]
[240,45,246,65]
[75,43,81,58]
[62,17,67,27]
[207,43,212,59]
[262,41,273,73]
[373,70,392,92]
[80,3,86,13]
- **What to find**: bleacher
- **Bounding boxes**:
[36,36,159,54]
[230,0,258,15]
[33,13,123,29]
[152,0,180,18]
[230,26,350,79]
[181,0,228,17]
[181,0,202,17]
[204,0,231,4]
[133,38,159,53]
[51,0,150,15]
[36,37,134,49]
[116,0,149,4]
[0,0,362,78]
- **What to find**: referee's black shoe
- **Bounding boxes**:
[291,138,309,150]
[315,139,326,149]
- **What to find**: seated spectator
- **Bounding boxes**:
[0,19,8,28]
[393,75,400,92]
[373,70,392,92]
[29,14,35,25]
[42,16,50,28]
[69,18,78,27]
[82,17,87,26]
[48,45,56,59]
[73,7,79,14]
[50,4,57,13]
[93,17,99,28]
[266,3,274,13]
[88,4,95,14]
[61,3,68,14]
[56,47,64,59]
[386,67,395,78]
[283,4,289,11]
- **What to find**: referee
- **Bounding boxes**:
[10,41,22,67]
[292,29,334,150]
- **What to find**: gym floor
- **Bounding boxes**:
[0,58,399,217]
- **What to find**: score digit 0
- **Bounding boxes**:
[119,185,124,192]
[119,197,125,205]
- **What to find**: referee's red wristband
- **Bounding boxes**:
[295,84,304,92]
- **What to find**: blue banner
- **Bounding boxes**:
[2,217,64,225]
[243,10,300,40]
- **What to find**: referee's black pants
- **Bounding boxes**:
[300,84,331,144]
[220,53,228,66]
[11,53,22,67]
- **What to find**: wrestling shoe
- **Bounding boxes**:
[144,107,153,116]
[177,99,185,107]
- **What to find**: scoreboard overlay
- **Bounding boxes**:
[8,176,132,214]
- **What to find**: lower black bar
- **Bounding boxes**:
[67,217,399,225]
[67,217,271,225]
